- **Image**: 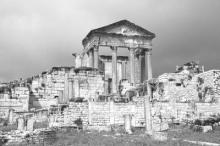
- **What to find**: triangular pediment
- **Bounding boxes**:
[82,20,155,49]
[91,20,154,37]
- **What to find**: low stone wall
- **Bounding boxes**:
[50,97,145,128]
[48,97,220,131]
[152,101,220,124]
[0,99,25,119]
[63,102,89,126]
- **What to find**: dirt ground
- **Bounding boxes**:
[2,125,220,146]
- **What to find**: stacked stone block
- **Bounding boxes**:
[63,102,89,126]
[74,72,105,100]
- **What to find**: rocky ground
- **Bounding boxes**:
[1,122,220,146]
[1,125,220,146]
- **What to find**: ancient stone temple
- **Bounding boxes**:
[74,20,155,96]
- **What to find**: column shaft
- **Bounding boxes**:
[68,80,73,100]
[72,80,75,99]
[93,46,99,68]
[88,49,94,68]
[122,61,126,79]
[111,46,117,94]
[147,50,152,79]
[74,79,80,97]
[139,51,145,83]
[129,48,135,85]
[64,74,69,103]
[144,49,153,134]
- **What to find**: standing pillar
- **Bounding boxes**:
[68,80,73,100]
[64,74,69,103]
[111,46,118,94]
[74,79,80,97]
[93,46,99,68]
[147,50,153,80]
[129,48,135,85]
[139,50,145,83]
[17,117,25,131]
[8,109,14,124]
[26,118,34,131]
[58,90,64,104]
[144,49,153,134]
[122,61,126,80]
[71,80,75,99]
[88,49,94,68]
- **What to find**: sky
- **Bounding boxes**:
[0,0,220,82]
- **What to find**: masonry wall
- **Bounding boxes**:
[0,87,30,119]
[152,101,220,124]
[30,67,75,108]
[49,97,220,131]
[11,87,30,111]
[73,71,105,101]
[155,70,220,102]
[50,97,145,128]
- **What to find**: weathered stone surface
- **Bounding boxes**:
[152,132,168,141]
[17,117,25,131]
[202,125,212,133]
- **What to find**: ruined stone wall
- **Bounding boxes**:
[74,71,105,100]
[193,70,220,96]
[30,67,75,108]
[63,102,89,126]
[11,87,30,111]
[48,96,220,131]
[155,70,220,102]
[0,87,30,119]
[0,99,24,119]
[49,97,145,128]
[152,101,220,125]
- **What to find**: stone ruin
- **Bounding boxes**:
[1,20,220,143]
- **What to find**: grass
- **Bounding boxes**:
[2,124,220,146]
[13,129,200,146]
[168,124,220,144]
[0,120,48,132]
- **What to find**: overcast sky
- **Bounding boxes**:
[0,0,220,82]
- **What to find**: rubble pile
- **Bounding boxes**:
[0,128,56,145]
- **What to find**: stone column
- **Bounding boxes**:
[17,117,25,131]
[144,49,153,134]
[147,49,153,80]
[68,80,73,100]
[26,118,34,131]
[74,79,80,97]
[8,109,14,124]
[122,61,126,79]
[93,46,99,68]
[129,48,135,85]
[139,50,145,83]
[124,114,132,134]
[58,90,64,104]
[64,74,69,103]
[111,46,118,94]
[88,49,94,68]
